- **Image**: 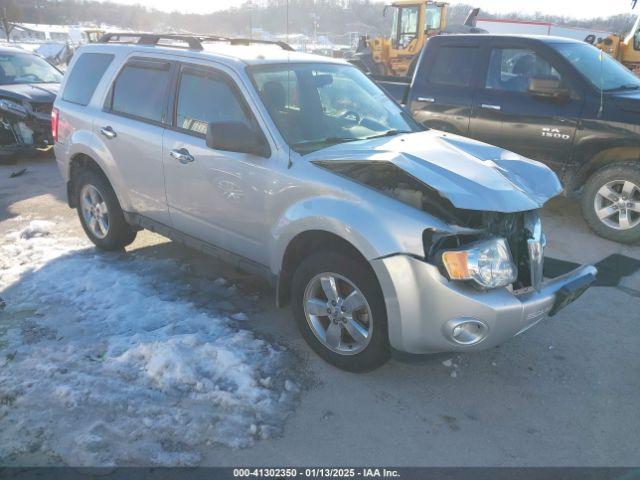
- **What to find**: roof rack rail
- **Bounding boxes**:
[97,33,294,52]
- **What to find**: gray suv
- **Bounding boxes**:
[53,34,596,371]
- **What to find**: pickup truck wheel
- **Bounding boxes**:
[291,251,390,372]
[75,169,137,250]
[581,162,640,243]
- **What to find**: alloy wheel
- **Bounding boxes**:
[594,179,640,230]
[303,272,373,355]
[80,184,110,239]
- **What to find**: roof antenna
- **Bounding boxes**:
[286,0,293,169]
[597,49,604,118]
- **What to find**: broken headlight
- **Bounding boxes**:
[441,237,517,289]
[0,99,28,118]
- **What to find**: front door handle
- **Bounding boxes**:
[417,96,435,103]
[99,126,117,139]
[170,148,195,165]
[481,104,501,111]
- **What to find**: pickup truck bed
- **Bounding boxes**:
[374,75,411,104]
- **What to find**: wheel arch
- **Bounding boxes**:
[67,153,109,206]
[67,151,129,211]
[276,230,377,308]
[568,143,640,192]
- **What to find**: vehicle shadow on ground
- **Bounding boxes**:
[0,155,66,223]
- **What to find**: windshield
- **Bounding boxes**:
[249,63,421,154]
[553,42,640,92]
[0,52,62,85]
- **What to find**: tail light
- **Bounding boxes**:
[51,107,59,143]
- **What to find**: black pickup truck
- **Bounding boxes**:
[376,34,640,243]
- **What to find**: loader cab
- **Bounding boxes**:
[594,12,640,73]
[386,1,445,49]
[624,13,640,50]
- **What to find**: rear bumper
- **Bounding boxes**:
[371,255,597,354]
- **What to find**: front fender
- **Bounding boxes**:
[269,192,453,275]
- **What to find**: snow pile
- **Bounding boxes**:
[0,221,300,466]
[17,220,56,240]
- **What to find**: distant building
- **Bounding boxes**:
[476,18,612,42]
[8,23,71,43]
[4,23,107,45]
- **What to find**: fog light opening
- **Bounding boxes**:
[446,318,488,346]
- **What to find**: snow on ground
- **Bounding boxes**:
[0,219,300,466]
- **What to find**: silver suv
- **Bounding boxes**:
[53,34,596,371]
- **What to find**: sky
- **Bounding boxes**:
[103,0,635,19]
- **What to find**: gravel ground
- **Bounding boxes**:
[1,155,639,467]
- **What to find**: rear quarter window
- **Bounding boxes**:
[426,46,477,87]
[61,53,114,106]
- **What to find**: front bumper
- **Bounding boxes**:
[0,114,53,161]
[371,255,597,354]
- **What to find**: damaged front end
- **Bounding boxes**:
[312,158,549,292]
[424,210,546,292]
[0,97,54,162]
[309,131,596,353]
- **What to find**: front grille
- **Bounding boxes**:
[524,212,545,291]
[484,211,544,291]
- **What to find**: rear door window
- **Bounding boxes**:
[175,67,252,136]
[62,53,114,105]
[427,46,477,87]
[110,60,170,123]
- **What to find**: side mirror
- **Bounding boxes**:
[528,76,570,101]
[206,121,269,157]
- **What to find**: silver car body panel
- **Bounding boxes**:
[371,255,596,353]
[54,42,595,355]
[306,130,563,213]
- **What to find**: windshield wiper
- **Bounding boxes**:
[292,136,361,148]
[365,129,412,139]
[604,84,640,92]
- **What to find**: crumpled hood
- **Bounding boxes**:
[307,130,562,213]
[0,83,59,103]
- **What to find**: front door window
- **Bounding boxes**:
[485,48,562,93]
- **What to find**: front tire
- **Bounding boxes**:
[581,162,640,244]
[75,169,137,250]
[291,251,390,372]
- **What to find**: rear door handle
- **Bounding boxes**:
[170,148,195,164]
[99,126,117,139]
[417,96,435,103]
[481,104,501,111]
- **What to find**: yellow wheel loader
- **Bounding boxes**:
[351,1,482,77]
[589,1,640,74]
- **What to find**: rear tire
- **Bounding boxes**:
[581,162,640,244]
[291,251,390,372]
[75,169,137,250]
